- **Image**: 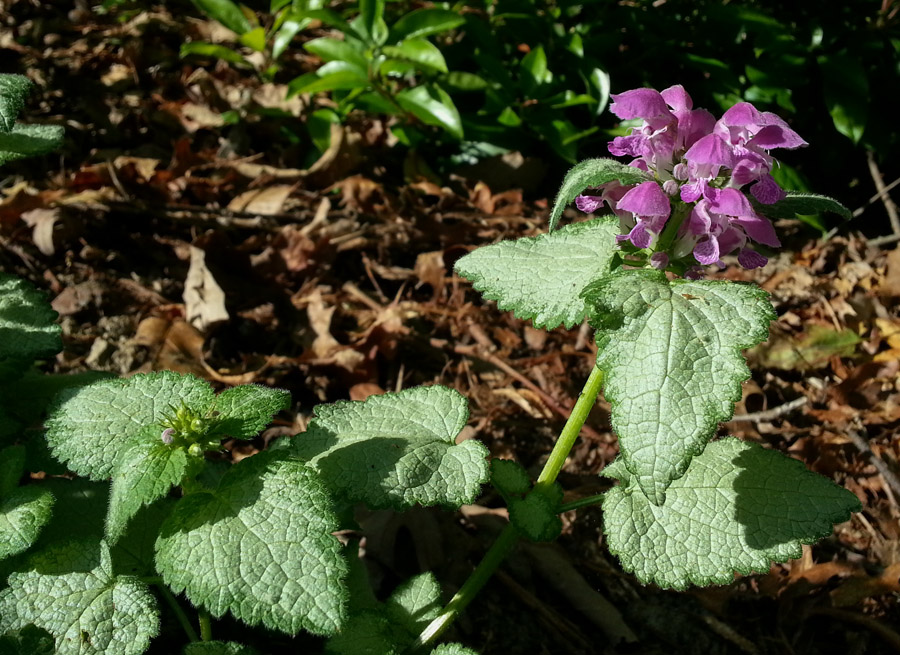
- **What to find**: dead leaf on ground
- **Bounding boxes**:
[21,208,59,255]
[306,288,365,372]
[753,324,861,371]
[183,245,229,331]
[228,185,294,215]
[133,315,207,377]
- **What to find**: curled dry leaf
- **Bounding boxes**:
[21,207,59,255]
[184,246,229,332]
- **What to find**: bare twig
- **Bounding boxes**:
[851,174,900,218]
[730,396,808,423]
[453,343,607,442]
[866,150,900,235]
[867,232,900,248]
[847,428,900,500]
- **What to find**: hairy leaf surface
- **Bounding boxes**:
[0,273,61,367]
[184,642,258,655]
[584,270,775,504]
[549,158,649,230]
[210,384,291,439]
[602,438,861,589]
[292,386,488,510]
[106,439,197,543]
[0,74,31,133]
[430,645,480,655]
[45,371,214,479]
[325,572,443,655]
[754,191,852,221]
[0,540,159,655]
[0,123,65,165]
[155,450,347,635]
[455,217,619,330]
[0,486,54,560]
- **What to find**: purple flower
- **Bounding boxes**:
[738,248,768,269]
[575,194,603,214]
[597,85,804,272]
[650,252,670,269]
[617,181,671,248]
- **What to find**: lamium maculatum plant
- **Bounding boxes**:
[0,76,860,655]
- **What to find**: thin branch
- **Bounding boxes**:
[847,428,900,500]
[730,396,808,422]
[852,173,900,218]
[454,343,607,442]
[867,151,900,234]
[867,232,900,248]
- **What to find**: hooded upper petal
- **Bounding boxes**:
[684,133,735,167]
[610,88,672,122]
[617,181,671,218]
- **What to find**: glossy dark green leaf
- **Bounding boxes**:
[519,45,550,97]
[389,9,465,42]
[288,62,370,97]
[395,85,463,139]
[180,42,249,66]
[238,26,266,51]
[383,39,448,73]
[272,16,310,60]
[304,36,369,71]
[818,53,868,144]
[191,0,252,34]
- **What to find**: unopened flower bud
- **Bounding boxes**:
[161,428,175,445]
[188,443,204,457]
[190,418,204,433]
[662,179,679,196]
[650,252,670,269]
[684,266,704,280]
[672,163,689,180]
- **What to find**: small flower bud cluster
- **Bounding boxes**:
[577,85,806,270]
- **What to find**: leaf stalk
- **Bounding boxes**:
[409,365,604,651]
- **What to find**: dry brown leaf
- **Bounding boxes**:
[183,246,229,331]
[523,326,548,351]
[878,246,900,297]
[414,250,445,294]
[830,563,900,607]
[174,102,225,132]
[21,208,59,255]
[113,156,160,182]
[133,316,208,378]
[51,280,105,316]
[306,289,365,371]
[228,185,293,215]
[252,84,304,117]
[100,63,132,86]
[349,383,385,401]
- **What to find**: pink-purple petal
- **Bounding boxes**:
[650,252,670,269]
[618,181,671,218]
[575,194,603,213]
[751,124,808,150]
[693,235,720,265]
[660,85,692,111]
[720,102,760,128]
[750,175,786,204]
[707,187,752,216]
[610,88,671,120]
[684,133,735,167]
[738,248,768,269]
[628,222,654,249]
[734,213,781,247]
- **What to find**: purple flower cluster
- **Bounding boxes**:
[577,85,807,270]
